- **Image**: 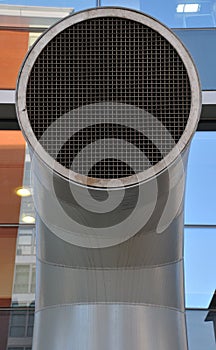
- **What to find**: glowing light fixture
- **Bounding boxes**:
[16,187,31,197]
[177,4,200,13]
[22,215,35,224]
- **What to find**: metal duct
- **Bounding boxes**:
[16,7,201,350]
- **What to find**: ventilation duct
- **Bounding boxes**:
[16,7,201,350]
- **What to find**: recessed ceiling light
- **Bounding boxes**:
[177,4,200,13]
[177,4,185,12]
[184,4,200,12]
[22,215,35,224]
[16,187,31,197]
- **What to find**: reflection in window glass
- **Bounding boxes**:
[185,132,216,224]
[186,310,216,350]
[13,263,36,304]
[8,347,32,350]
[27,311,35,337]
[102,0,216,28]
[19,147,35,225]
[17,227,36,256]
[18,235,32,246]
[185,227,216,308]
[3,309,216,349]
[140,0,216,28]
[101,0,216,28]
[101,0,140,10]
[30,266,36,294]
[8,308,35,350]
[12,227,36,305]
[1,0,216,28]
[13,265,30,294]
[11,314,26,326]
[10,325,25,338]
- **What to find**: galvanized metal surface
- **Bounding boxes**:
[15,7,202,350]
[33,304,188,350]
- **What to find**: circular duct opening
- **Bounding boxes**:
[16,8,201,187]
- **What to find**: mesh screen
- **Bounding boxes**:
[26,17,191,179]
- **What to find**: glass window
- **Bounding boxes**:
[101,0,140,10]
[101,0,216,28]
[140,0,216,28]
[9,310,26,337]
[13,265,30,294]
[1,1,216,29]
[12,225,36,305]
[186,309,216,350]
[19,147,35,226]
[18,235,32,246]
[8,344,31,348]
[9,326,26,338]
[27,311,35,337]
[185,132,216,225]
[30,266,36,294]
[27,325,34,337]
[184,227,216,308]
[10,314,26,326]
[8,308,35,343]
[17,227,36,256]
[8,346,32,350]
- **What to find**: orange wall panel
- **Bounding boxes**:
[0,228,17,304]
[0,30,29,89]
[0,132,25,306]
[0,131,26,224]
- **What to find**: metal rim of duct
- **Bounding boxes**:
[16,7,201,189]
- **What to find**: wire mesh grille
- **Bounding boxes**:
[26,16,191,179]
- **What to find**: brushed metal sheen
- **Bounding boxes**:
[16,7,201,350]
[36,257,184,310]
[33,304,188,350]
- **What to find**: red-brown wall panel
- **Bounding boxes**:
[0,131,26,224]
[0,30,29,89]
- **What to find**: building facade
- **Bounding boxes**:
[0,1,215,349]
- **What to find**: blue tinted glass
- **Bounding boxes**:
[186,310,216,350]
[173,29,216,90]
[140,0,216,28]
[184,227,216,308]
[185,132,216,224]
[1,0,216,27]
[140,0,180,27]
[101,0,216,28]
[101,0,140,10]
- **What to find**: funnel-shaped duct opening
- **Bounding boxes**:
[16,8,200,188]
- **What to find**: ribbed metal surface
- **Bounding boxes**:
[26,17,191,179]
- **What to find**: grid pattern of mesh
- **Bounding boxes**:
[26,17,191,179]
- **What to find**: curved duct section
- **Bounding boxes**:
[16,8,201,350]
